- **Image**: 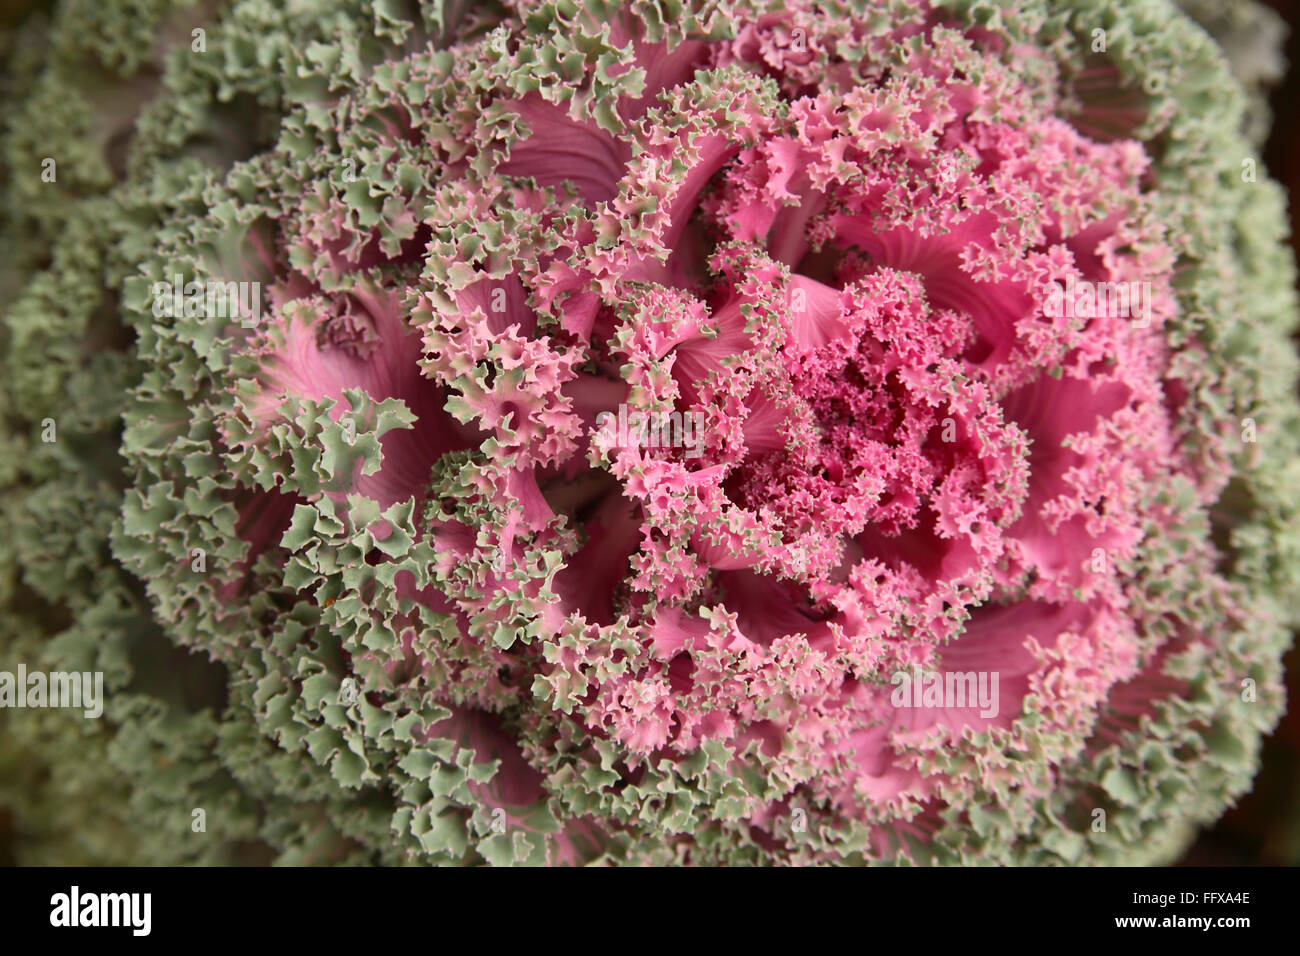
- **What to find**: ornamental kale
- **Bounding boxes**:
[1,0,1298,866]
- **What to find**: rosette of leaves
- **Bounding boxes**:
[3,0,1298,866]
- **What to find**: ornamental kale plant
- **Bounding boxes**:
[1,0,1298,866]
